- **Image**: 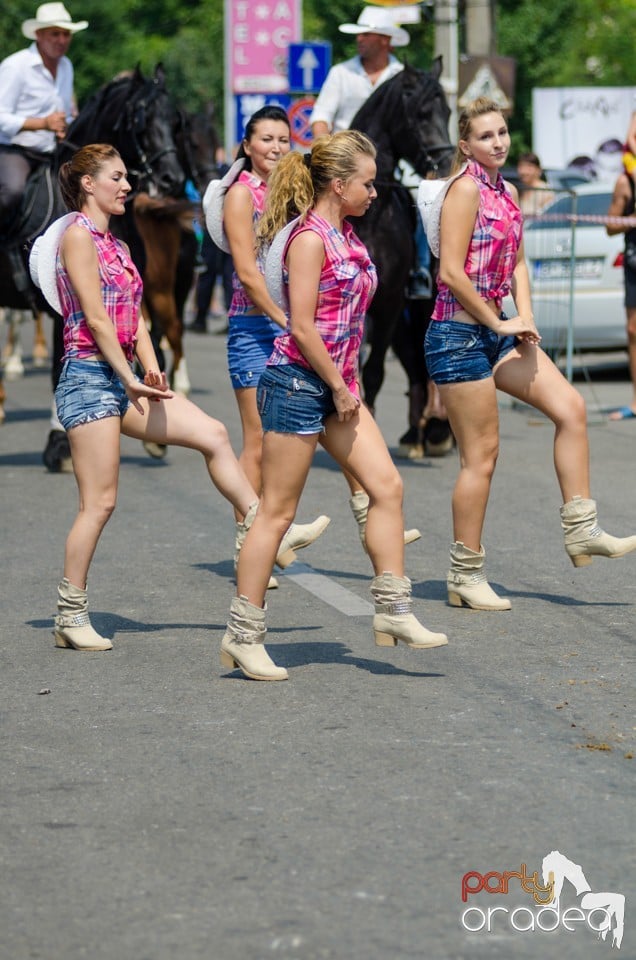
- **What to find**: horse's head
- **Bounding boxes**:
[351,61,453,179]
[396,61,454,178]
[174,101,221,195]
[115,65,185,197]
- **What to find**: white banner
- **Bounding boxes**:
[532,87,636,182]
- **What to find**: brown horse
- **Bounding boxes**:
[132,105,221,397]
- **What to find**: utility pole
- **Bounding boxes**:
[433,0,459,135]
[464,0,494,57]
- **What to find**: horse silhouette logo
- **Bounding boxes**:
[542,850,625,949]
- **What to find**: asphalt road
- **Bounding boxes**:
[1,317,634,960]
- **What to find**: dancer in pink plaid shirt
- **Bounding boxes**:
[423,97,636,612]
[220,131,448,682]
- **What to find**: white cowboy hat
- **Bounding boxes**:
[416,163,468,257]
[28,212,78,315]
[22,3,88,39]
[339,7,410,47]
[202,157,246,254]
[263,216,301,311]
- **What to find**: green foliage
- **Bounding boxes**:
[1,0,632,151]
[497,0,635,156]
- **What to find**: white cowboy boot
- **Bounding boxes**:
[560,496,636,567]
[54,578,112,650]
[447,542,511,611]
[370,572,447,648]
[220,595,288,681]
[275,514,331,568]
[348,491,421,550]
[235,502,330,582]
[233,501,278,588]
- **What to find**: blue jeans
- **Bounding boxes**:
[257,363,336,435]
[227,313,281,389]
[425,317,517,385]
[55,359,134,430]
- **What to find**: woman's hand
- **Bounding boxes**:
[124,371,174,413]
[500,315,541,345]
[333,384,361,422]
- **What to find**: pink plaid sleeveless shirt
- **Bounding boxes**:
[267,211,377,392]
[228,170,267,317]
[432,160,523,322]
[56,213,142,361]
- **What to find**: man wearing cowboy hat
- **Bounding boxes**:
[0,3,88,229]
[310,6,432,299]
[310,6,410,138]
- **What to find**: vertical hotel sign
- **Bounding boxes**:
[227,0,300,93]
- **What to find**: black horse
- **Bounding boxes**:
[350,60,453,424]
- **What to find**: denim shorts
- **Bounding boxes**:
[425,316,517,385]
[257,363,336,435]
[55,358,134,431]
[227,313,281,389]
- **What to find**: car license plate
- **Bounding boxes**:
[533,258,603,281]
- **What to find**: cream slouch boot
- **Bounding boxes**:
[220,596,288,681]
[447,542,511,611]
[370,573,448,648]
[234,502,330,589]
[560,496,636,567]
[348,491,421,550]
[54,578,113,650]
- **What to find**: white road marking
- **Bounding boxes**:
[279,561,374,616]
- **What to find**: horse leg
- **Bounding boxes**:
[392,301,428,459]
[32,310,49,367]
[3,309,25,380]
[42,312,73,473]
[361,290,405,414]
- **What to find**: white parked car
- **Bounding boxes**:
[505,183,627,354]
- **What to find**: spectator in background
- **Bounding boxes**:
[516,152,554,217]
[606,143,636,420]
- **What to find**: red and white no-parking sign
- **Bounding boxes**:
[288,97,316,148]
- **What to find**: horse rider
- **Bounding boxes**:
[0,2,88,234]
[310,6,432,300]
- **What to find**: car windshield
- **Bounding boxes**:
[526,193,610,230]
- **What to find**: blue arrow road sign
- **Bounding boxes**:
[288,42,331,94]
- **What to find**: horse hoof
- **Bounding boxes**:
[424,418,455,457]
[396,426,425,460]
[4,354,24,379]
[42,430,73,473]
[32,344,49,367]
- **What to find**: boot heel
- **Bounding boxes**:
[570,554,593,568]
[220,650,238,668]
[275,547,297,569]
[447,590,464,607]
[54,630,71,648]
[374,629,398,647]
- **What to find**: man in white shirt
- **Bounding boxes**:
[0,2,88,229]
[310,6,409,137]
[310,7,432,299]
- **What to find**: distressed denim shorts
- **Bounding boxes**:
[55,358,134,431]
[425,315,517,385]
[257,363,336,435]
[227,313,281,389]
